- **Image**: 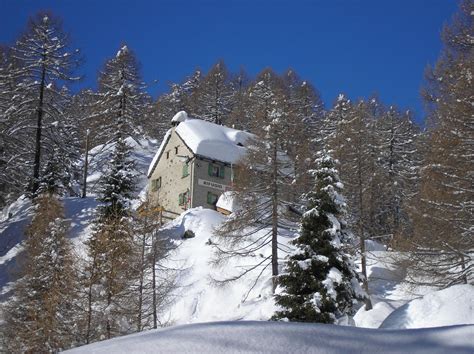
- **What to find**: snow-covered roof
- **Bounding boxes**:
[171,110,188,124]
[147,113,253,178]
[216,191,239,213]
[175,118,252,164]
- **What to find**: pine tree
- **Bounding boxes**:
[129,200,177,331]
[193,60,233,125]
[227,67,251,131]
[214,70,297,293]
[326,98,380,309]
[376,106,421,235]
[37,147,72,196]
[322,94,353,166]
[0,46,20,206]
[282,69,324,142]
[146,69,201,139]
[82,137,136,342]
[282,69,325,196]
[273,154,363,323]
[401,0,473,287]
[10,13,81,195]
[3,194,78,352]
[96,137,135,217]
[94,45,150,143]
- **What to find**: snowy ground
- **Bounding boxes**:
[157,207,296,325]
[352,249,472,329]
[66,321,474,354]
[380,284,474,329]
[147,207,474,329]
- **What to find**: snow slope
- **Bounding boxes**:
[354,250,437,328]
[157,207,295,325]
[0,196,34,300]
[0,137,158,299]
[87,137,158,200]
[66,321,474,354]
[380,284,474,329]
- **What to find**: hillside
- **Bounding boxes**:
[0,138,159,300]
[0,135,472,351]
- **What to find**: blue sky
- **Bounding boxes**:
[0,0,458,123]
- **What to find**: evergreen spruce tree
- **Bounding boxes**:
[82,137,136,342]
[37,147,71,196]
[273,153,363,323]
[96,137,135,217]
[3,194,78,352]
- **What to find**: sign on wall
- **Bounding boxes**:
[198,178,229,191]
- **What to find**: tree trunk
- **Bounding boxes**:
[106,290,112,339]
[271,142,279,292]
[85,279,94,344]
[137,232,146,331]
[358,156,372,310]
[461,254,468,284]
[32,61,46,195]
[152,232,158,329]
[82,129,90,198]
[360,225,372,310]
[85,257,97,344]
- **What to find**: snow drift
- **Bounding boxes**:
[380,284,474,329]
[66,321,474,354]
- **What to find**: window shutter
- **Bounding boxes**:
[207,192,218,205]
[182,164,188,177]
[208,163,213,176]
[179,193,183,205]
[152,177,161,191]
[219,166,225,178]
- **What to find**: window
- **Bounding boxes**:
[166,151,170,159]
[182,163,189,177]
[151,177,161,192]
[207,192,219,206]
[208,163,225,178]
[175,146,179,154]
[179,191,190,206]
